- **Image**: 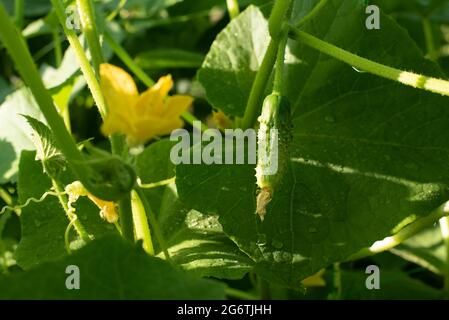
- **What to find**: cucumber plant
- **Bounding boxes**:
[0,0,449,300]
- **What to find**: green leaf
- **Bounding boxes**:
[24,116,66,177]
[136,49,204,69]
[178,1,449,286]
[0,87,46,183]
[15,151,115,270]
[0,234,226,299]
[135,140,254,279]
[198,6,270,117]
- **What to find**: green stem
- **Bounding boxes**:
[103,31,208,132]
[51,178,90,243]
[226,0,240,20]
[289,27,449,97]
[268,0,292,39]
[118,194,134,242]
[241,38,280,129]
[225,287,258,300]
[422,17,437,62]
[103,31,154,87]
[439,216,449,298]
[135,187,172,264]
[296,0,328,28]
[0,4,89,186]
[107,0,127,21]
[273,29,288,94]
[51,0,107,118]
[130,190,155,255]
[76,0,104,76]
[53,30,62,67]
[348,202,449,261]
[14,0,24,29]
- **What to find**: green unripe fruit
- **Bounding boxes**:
[255,93,292,221]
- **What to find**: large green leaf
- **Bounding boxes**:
[178,1,449,287]
[197,6,270,117]
[0,235,225,299]
[0,88,46,183]
[135,140,253,279]
[15,151,115,270]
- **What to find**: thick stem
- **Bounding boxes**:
[51,0,108,118]
[226,0,240,20]
[135,187,172,264]
[76,0,104,76]
[289,27,449,97]
[348,202,449,261]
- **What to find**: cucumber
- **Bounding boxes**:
[255,93,292,221]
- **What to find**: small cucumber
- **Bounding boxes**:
[255,93,292,221]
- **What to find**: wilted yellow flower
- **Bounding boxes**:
[301,269,326,287]
[100,63,193,146]
[65,181,118,224]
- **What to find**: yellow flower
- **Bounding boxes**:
[100,63,193,146]
[301,269,326,287]
[212,110,233,130]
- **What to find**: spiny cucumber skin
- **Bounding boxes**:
[255,93,292,220]
[256,93,292,190]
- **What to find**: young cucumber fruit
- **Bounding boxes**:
[256,92,292,221]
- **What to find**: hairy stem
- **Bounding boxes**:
[273,29,288,94]
[348,202,449,261]
[51,0,107,118]
[289,27,449,97]
[76,0,104,76]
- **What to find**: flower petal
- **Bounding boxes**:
[164,95,193,118]
[136,75,174,117]
[100,63,139,118]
